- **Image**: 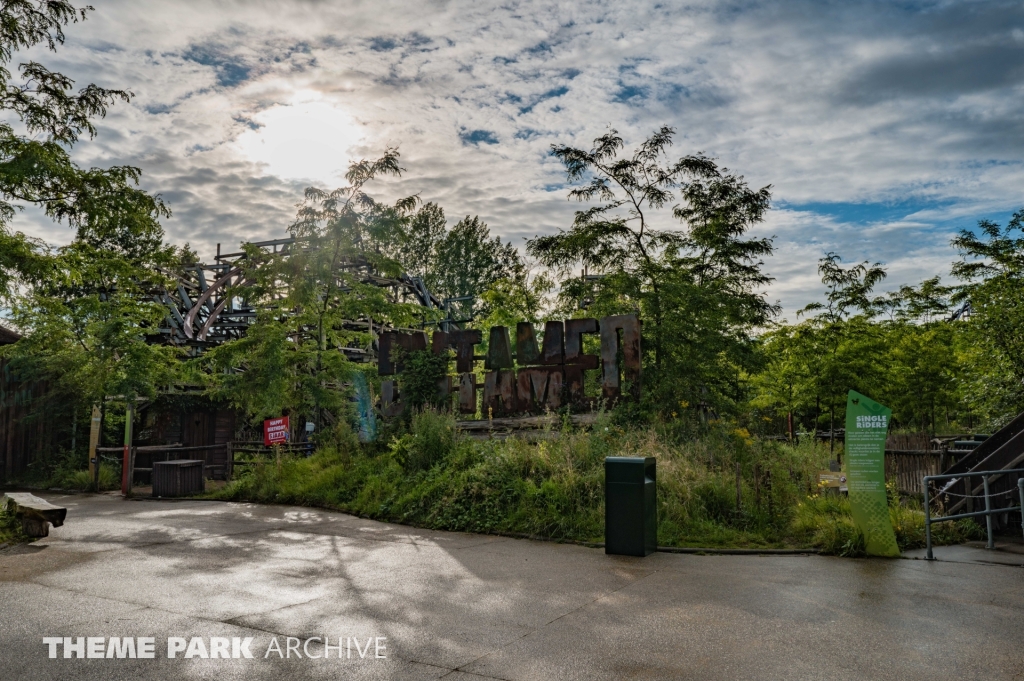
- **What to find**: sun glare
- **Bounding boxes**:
[235,95,364,184]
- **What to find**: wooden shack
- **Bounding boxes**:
[0,325,74,482]
[133,394,238,481]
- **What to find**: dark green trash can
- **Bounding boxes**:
[605,456,656,556]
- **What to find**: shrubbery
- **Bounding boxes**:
[0,503,30,546]
[209,409,978,554]
[57,466,120,492]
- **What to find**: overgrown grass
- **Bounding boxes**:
[55,466,120,492]
[208,409,980,554]
[6,447,122,493]
[791,493,980,556]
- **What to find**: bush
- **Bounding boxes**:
[792,495,866,556]
[792,488,983,556]
[207,409,977,553]
[58,466,121,492]
[0,504,30,546]
[397,349,452,413]
[392,409,461,471]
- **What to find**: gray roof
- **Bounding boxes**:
[0,324,22,345]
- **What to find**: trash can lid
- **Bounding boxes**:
[605,457,656,483]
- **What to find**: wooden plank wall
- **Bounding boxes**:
[210,409,235,477]
[133,404,238,481]
[0,359,67,481]
[884,451,944,496]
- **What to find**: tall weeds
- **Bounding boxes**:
[210,409,978,552]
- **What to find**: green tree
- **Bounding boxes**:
[529,126,777,414]
[428,215,524,311]
[792,253,888,445]
[203,150,434,426]
[399,201,446,279]
[882,322,958,433]
[476,267,554,329]
[369,199,527,320]
[6,244,183,405]
[800,252,886,323]
[749,324,810,432]
[951,209,1024,420]
[0,1,180,412]
[0,1,169,298]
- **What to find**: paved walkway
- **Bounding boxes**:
[1,492,1023,680]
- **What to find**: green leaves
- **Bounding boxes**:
[0,2,180,408]
[0,2,87,65]
[531,126,777,415]
[399,201,446,279]
[202,314,343,422]
[951,210,1024,281]
[799,252,886,323]
[4,250,183,405]
[429,215,523,306]
[0,132,170,261]
[0,3,131,146]
[2,61,131,144]
[204,151,446,426]
[541,126,723,273]
[948,211,1024,417]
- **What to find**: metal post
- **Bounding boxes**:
[923,475,933,561]
[735,463,742,512]
[88,405,102,488]
[1018,478,1024,545]
[121,401,135,496]
[983,475,994,550]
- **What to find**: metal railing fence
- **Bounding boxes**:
[922,468,1024,560]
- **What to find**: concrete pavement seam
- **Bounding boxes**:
[439,669,512,680]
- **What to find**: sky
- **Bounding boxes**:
[9,0,1024,318]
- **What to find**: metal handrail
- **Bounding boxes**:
[923,468,1024,560]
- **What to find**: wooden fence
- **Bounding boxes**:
[883,449,967,496]
[96,443,231,485]
[0,359,71,481]
[93,438,316,488]
[230,440,313,469]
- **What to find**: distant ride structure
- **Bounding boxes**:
[151,237,468,360]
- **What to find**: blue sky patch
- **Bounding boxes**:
[782,199,1023,254]
[519,86,569,114]
[613,82,649,104]
[460,129,500,145]
[369,36,398,52]
[182,44,251,87]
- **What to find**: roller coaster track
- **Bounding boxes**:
[152,237,464,360]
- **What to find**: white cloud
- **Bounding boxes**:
[7,0,1024,318]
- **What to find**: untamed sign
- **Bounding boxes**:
[378,314,640,417]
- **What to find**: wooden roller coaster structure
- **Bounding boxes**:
[150,237,469,360]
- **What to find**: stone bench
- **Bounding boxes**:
[2,493,68,537]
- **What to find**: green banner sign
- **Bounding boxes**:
[844,390,900,557]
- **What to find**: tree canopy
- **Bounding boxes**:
[0,1,180,409]
[529,126,778,414]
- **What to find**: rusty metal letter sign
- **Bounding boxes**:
[379,314,640,418]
